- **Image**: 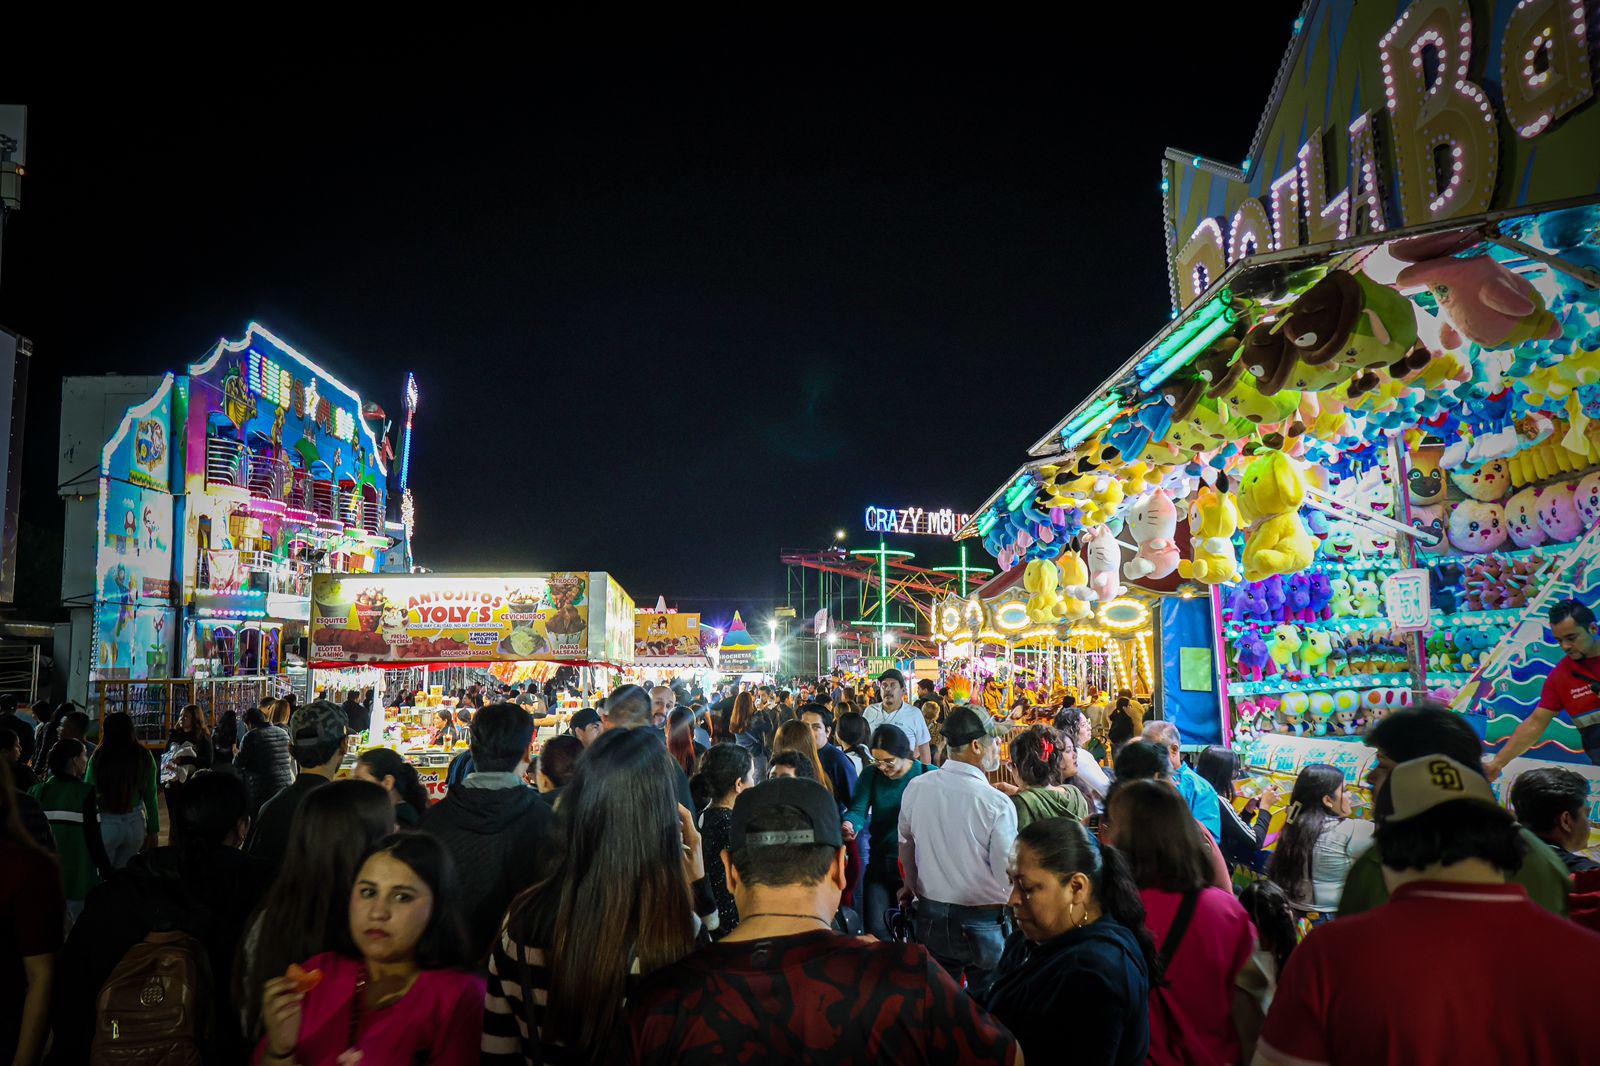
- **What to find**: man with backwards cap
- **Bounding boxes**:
[624,777,1022,1064]
[862,669,932,763]
[897,706,1018,997]
[1255,753,1600,1065]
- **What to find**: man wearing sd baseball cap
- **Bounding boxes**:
[863,669,932,763]
[624,777,1021,1064]
[1254,755,1600,1066]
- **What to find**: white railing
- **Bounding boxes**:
[205,437,248,490]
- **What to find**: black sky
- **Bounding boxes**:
[1,19,1298,622]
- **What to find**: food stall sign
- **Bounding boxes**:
[310,572,627,664]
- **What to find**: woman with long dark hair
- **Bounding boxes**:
[1,756,62,1066]
[1105,779,1262,1066]
[1195,746,1280,873]
[665,706,700,775]
[981,817,1155,1064]
[771,720,827,785]
[238,779,396,1042]
[482,727,711,1064]
[257,832,481,1065]
[688,743,755,940]
[1237,879,1297,1011]
[87,711,160,867]
[1266,762,1370,912]
[354,747,432,826]
[214,709,240,766]
[1008,725,1090,828]
[163,703,213,839]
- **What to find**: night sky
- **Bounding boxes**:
[2,18,1297,624]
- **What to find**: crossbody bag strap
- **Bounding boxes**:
[1158,889,1202,976]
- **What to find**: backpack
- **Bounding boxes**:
[91,930,211,1065]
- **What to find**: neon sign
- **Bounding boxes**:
[863,506,972,537]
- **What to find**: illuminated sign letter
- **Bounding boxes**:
[1297,127,1350,244]
[1227,197,1274,262]
[1174,218,1227,308]
[1346,111,1389,236]
[1379,0,1499,224]
[1269,168,1302,251]
[1501,0,1593,139]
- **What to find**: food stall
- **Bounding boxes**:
[309,570,635,798]
[952,0,1600,849]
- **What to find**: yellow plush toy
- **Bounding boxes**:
[1055,549,1094,621]
[1178,486,1241,584]
[1237,449,1317,581]
[1023,559,1068,624]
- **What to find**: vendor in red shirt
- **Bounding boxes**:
[1489,599,1600,776]
[1254,754,1600,1066]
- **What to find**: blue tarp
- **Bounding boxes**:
[1162,596,1222,746]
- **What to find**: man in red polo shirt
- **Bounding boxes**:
[1489,599,1600,775]
[1255,754,1600,1066]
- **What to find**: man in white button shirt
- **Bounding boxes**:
[898,705,1016,996]
[863,669,932,763]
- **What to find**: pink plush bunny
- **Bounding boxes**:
[1395,241,1561,350]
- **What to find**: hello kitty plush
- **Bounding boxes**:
[1504,487,1546,548]
[1084,526,1125,602]
[1449,459,1511,502]
[1537,481,1584,543]
[1123,490,1181,580]
[1448,501,1508,553]
[1577,471,1600,528]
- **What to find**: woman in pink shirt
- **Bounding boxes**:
[256,832,485,1065]
[1106,779,1263,1066]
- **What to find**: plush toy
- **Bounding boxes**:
[1409,504,1446,548]
[1308,691,1335,737]
[1355,526,1396,558]
[1426,630,1453,672]
[1300,630,1333,674]
[1576,471,1600,528]
[1235,631,1276,682]
[1023,559,1068,624]
[1308,573,1333,620]
[1350,577,1383,618]
[1286,574,1315,623]
[1260,575,1288,621]
[1322,520,1360,563]
[1178,486,1241,584]
[1083,526,1125,602]
[1537,481,1584,543]
[1237,450,1317,581]
[1278,692,1310,736]
[1332,690,1362,735]
[1430,560,1465,614]
[1454,627,1495,670]
[1407,445,1446,505]
[1269,624,1303,674]
[1258,269,1426,396]
[1057,549,1094,621]
[1394,237,1563,350]
[1123,490,1181,580]
[1328,577,1357,617]
[1448,459,1511,502]
[1501,487,1545,548]
[1448,501,1508,553]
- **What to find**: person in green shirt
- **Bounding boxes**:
[1338,705,1569,918]
[842,723,935,941]
[30,738,112,923]
[1000,724,1089,830]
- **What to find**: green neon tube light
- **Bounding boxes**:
[976,510,999,536]
[1061,400,1124,451]
[1137,305,1238,392]
[1136,288,1233,379]
[1004,477,1035,512]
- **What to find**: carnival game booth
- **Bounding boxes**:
[954,0,1600,827]
[310,571,635,798]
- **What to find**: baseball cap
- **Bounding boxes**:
[569,707,601,731]
[877,668,906,686]
[289,699,350,748]
[729,777,845,849]
[1380,755,1497,822]
[943,705,1008,747]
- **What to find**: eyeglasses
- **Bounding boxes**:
[872,756,902,769]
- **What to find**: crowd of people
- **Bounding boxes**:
[3,673,1600,1064]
